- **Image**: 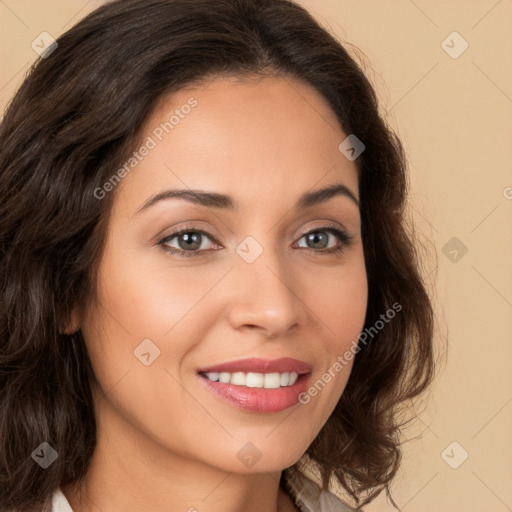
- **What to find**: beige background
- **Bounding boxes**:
[1,1,511,510]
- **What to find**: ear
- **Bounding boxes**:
[61,307,80,335]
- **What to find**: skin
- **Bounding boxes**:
[63,73,368,512]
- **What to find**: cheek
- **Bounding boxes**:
[79,258,214,452]
[306,251,368,348]
[296,254,367,421]
[97,243,221,338]
[81,244,227,391]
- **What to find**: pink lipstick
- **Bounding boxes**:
[197,357,312,413]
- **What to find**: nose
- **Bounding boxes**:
[226,243,304,338]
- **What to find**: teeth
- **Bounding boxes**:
[219,372,230,383]
[206,372,219,382]
[204,371,299,388]
[245,372,264,387]
[264,373,281,389]
[231,372,245,386]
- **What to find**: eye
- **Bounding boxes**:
[295,225,353,255]
[158,228,219,257]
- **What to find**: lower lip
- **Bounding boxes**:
[198,373,311,413]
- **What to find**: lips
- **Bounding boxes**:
[196,357,312,375]
[196,357,313,413]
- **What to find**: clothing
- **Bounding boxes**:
[50,467,355,512]
[50,489,73,512]
[282,466,356,512]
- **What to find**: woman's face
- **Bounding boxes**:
[76,74,367,474]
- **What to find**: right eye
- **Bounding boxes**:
[158,228,221,257]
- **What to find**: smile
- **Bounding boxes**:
[196,358,312,413]
[200,371,299,388]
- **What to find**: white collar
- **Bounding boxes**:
[51,488,73,512]
[282,466,356,512]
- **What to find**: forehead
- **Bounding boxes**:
[115,73,358,213]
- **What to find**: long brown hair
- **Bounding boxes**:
[0,0,436,510]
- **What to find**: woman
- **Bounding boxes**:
[0,0,436,511]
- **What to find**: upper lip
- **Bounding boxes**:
[197,357,312,375]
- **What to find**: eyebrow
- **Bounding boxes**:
[136,182,359,215]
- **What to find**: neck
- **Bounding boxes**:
[62,396,299,512]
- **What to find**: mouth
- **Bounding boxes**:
[196,357,312,413]
[198,370,301,388]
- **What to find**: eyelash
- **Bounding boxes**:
[157,224,353,258]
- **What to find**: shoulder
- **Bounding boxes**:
[283,466,356,512]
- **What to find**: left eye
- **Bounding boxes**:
[295,229,344,250]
